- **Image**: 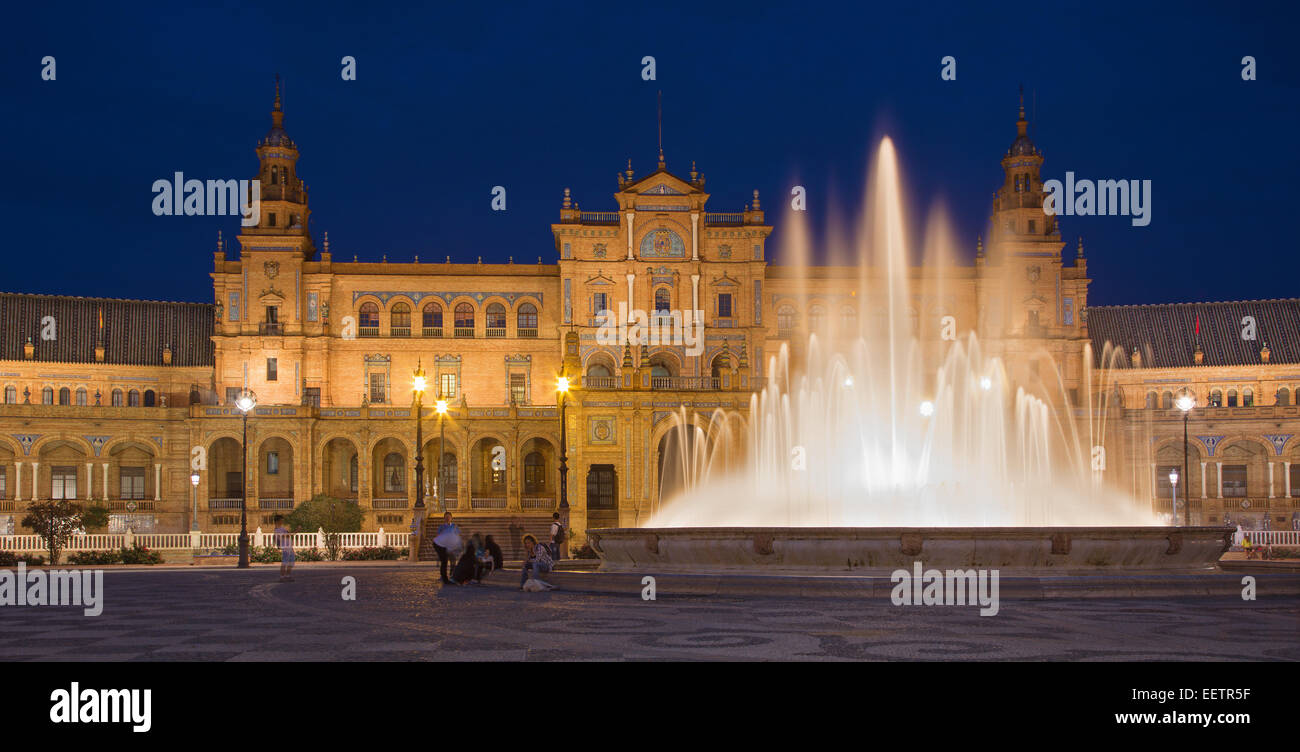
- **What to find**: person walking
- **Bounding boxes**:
[548,512,565,561]
[520,534,555,590]
[273,514,295,582]
[431,511,461,584]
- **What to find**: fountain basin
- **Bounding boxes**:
[586,526,1234,574]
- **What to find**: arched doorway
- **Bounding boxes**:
[321,437,359,501]
[470,437,506,509]
[520,437,557,510]
[258,437,295,511]
[371,438,407,509]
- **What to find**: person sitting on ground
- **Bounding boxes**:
[450,537,482,585]
[519,534,555,590]
[472,533,494,579]
[484,534,505,573]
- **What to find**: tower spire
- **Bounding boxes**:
[657,89,665,169]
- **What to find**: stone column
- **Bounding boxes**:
[1200,462,1207,499]
[625,212,635,259]
[102,463,109,501]
[31,462,39,500]
[154,463,162,501]
[1216,461,1223,498]
[1269,462,1275,498]
[14,462,21,501]
[691,212,700,261]
[1286,461,1292,498]
[85,462,93,501]
[626,274,635,319]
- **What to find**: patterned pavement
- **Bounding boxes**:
[1,566,1296,661]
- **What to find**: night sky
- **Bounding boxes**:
[3,1,1296,307]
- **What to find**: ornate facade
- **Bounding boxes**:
[1,92,1296,544]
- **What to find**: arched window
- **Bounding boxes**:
[348,455,358,493]
[390,302,411,335]
[143,390,156,407]
[587,363,613,379]
[524,451,545,493]
[809,305,825,331]
[517,303,538,331]
[358,302,380,329]
[439,452,458,495]
[383,452,405,493]
[1227,389,1238,407]
[1278,387,1292,406]
[654,288,671,313]
[422,302,443,330]
[1160,391,1173,409]
[454,303,475,335]
[58,387,71,405]
[777,305,796,331]
[111,389,123,407]
[710,353,730,380]
[486,303,507,331]
[3,386,15,404]
[1145,391,1157,409]
[42,387,53,405]
[76,388,87,406]
[128,390,140,407]
[1209,389,1223,407]
[1243,388,1254,407]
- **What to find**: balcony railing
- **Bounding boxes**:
[259,322,283,336]
[210,498,244,510]
[260,498,294,510]
[109,500,155,511]
[485,327,506,338]
[390,326,411,337]
[358,326,380,338]
[705,212,745,226]
[372,498,408,510]
[422,327,443,337]
[471,495,507,510]
[517,327,538,338]
[0,500,16,512]
[454,327,474,338]
[583,376,619,389]
[652,376,720,391]
[521,496,555,510]
[580,211,620,224]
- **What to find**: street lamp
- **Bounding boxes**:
[1169,467,1180,527]
[412,361,427,513]
[1175,390,1195,527]
[557,374,571,511]
[234,388,257,568]
[435,398,448,511]
[189,471,200,533]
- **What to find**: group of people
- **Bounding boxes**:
[429,511,566,590]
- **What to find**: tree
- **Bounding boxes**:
[22,501,83,565]
[285,494,363,561]
[82,504,110,533]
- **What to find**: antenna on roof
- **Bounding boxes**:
[657,90,665,169]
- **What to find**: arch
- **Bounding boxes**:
[1243,387,1255,407]
[1209,389,1223,407]
[485,302,507,330]
[128,389,140,407]
[143,389,156,407]
[517,302,538,331]
[109,441,157,501]
[41,386,53,405]
[584,351,618,384]
[1160,391,1173,409]
[389,301,412,334]
[653,287,672,313]
[57,387,71,405]
[207,436,244,500]
[470,436,506,499]
[520,437,556,498]
[75,387,87,406]
[358,301,380,329]
[808,304,826,331]
[709,351,731,380]
[1277,387,1292,406]
[453,301,475,330]
[3,385,15,404]
[257,436,295,503]
[320,436,360,499]
[370,438,407,499]
[422,301,443,329]
[35,439,90,501]
[111,388,124,407]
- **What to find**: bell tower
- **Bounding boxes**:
[241,77,314,259]
[989,87,1061,259]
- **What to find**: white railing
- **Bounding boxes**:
[1233,529,1300,547]
[1,528,411,554]
[373,498,408,509]
[471,496,507,509]
[521,496,556,510]
[259,498,294,510]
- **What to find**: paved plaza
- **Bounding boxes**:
[0,565,1296,661]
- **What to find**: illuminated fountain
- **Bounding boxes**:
[588,138,1231,573]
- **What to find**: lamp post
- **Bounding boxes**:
[189,471,200,533]
[1175,390,1195,527]
[557,375,571,512]
[412,361,427,514]
[1169,468,1180,527]
[234,388,257,568]
[435,398,448,511]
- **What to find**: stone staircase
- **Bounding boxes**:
[417,514,556,562]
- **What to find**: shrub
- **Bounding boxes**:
[295,547,325,562]
[342,546,403,561]
[251,546,282,563]
[119,544,163,565]
[0,551,47,567]
[21,500,83,565]
[286,495,364,561]
[68,550,123,565]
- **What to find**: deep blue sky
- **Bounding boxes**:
[3,1,1296,306]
